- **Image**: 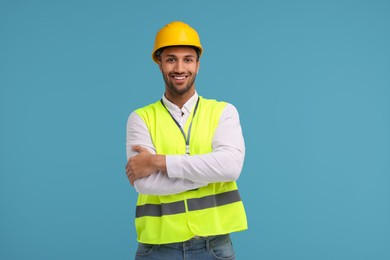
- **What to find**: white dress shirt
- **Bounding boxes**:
[126,92,245,195]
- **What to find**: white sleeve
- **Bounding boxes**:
[166,104,245,183]
[126,112,208,195]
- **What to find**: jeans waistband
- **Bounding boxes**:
[144,234,229,251]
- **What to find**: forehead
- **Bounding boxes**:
[160,46,197,57]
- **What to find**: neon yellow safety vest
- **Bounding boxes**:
[134,96,247,244]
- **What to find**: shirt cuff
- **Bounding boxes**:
[166,155,185,179]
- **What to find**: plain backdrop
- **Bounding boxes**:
[1,0,389,259]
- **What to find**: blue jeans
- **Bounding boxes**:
[135,234,235,260]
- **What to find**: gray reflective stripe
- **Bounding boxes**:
[136,190,241,218]
[187,190,241,211]
[136,201,185,218]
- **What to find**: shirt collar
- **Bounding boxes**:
[162,92,199,114]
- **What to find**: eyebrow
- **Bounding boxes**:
[164,54,196,58]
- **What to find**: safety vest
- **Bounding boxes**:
[134,96,247,244]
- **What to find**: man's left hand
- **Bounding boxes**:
[126,145,166,186]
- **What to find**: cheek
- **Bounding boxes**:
[160,67,169,77]
[195,64,200,74]
[161,65,174,74]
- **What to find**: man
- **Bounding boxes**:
[126,21,247,260]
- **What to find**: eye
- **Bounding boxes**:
[165,57,175,63]
[185,58,194,63]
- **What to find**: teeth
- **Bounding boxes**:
[175,76,186,80]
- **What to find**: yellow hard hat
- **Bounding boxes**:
[152,21,203,63]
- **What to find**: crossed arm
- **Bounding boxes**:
[125,104,245,195]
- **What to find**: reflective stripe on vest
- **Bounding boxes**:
[136,190,241,218]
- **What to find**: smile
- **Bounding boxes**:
[172,75,188,80]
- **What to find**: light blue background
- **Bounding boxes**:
[1,0,389,259]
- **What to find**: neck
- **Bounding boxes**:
[164,89,195,108]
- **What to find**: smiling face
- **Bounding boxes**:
[158,46,200,106]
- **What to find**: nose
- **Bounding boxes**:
[174,60,185,73]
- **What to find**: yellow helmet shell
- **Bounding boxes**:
[152,21,203,63]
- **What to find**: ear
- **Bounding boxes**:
[196,61,200,74]
[158,61,162,72]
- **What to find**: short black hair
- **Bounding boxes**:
[154,46,201,62]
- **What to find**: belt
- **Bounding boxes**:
[192,235,209,240]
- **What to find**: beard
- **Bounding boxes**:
[162,71,197,95]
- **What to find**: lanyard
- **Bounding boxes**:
[160,97,200,155]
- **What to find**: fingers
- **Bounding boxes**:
[132,145,148,153]
[125,161,134,185]
[126,145,149,187]
[126,166,135,186]
[125,160,131,177]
